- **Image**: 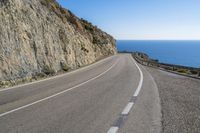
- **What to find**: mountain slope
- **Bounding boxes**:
[0,0,117,87]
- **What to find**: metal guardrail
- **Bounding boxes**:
[132,52,200,79]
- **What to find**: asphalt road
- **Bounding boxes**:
[146,67,200,133]
[0,54,161,133]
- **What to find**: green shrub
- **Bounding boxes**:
[33,72,46,79]
[60,61,70,71]
[84,25,93,31]
[190,70,198,75]
[177,69,189,74]
[42,65,55,75]
[0,81,11,87]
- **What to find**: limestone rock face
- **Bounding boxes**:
[0,0,117,86]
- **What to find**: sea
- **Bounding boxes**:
[117,40,200,68]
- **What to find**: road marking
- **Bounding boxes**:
[107,55,144,133]
[0,60,118,118]
[0,55,116,92]
[107,127,119,133]
[132,57,144,97]
[121,102,134,115]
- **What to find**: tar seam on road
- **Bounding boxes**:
[107,57,144,133]
[0,55,116,92]
[0,59,119,118]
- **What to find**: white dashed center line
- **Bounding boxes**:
[107,56,144,133]
[121,102,134,115]
[107,127,119,133]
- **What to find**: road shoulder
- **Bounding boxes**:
[146,66,200,133]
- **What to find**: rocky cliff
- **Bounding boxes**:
[0,0,117,87]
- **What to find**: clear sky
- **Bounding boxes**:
[57,0,200,40]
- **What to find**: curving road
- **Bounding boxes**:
[0,54,161,133]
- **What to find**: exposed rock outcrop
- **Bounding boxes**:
[0,0,117,87]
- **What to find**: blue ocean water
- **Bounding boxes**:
[117,40,200,68]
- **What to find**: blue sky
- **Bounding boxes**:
[57,0,200,40]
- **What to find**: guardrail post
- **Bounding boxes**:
[172,66,175,71]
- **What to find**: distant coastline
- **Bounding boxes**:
[117,40,200,68]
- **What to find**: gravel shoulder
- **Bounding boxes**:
[146,67,200,133]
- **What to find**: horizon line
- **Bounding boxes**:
[116,39,200,41]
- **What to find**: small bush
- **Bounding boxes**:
[0,81,11,87]
[42,65,55,75]
[33,72,46,79]
[84,25,93,31]
[177,69,189,74]
[60,61,70,71]
[190,70,198,75]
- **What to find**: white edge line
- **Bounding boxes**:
[0,55,116,92]
[131,57,144,97]
[0,60,118,118]
[107,55,144,133]
[107,127,119,133]
[121,102,134,115]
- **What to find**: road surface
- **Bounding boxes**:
[0,54,161,133]
[146,67,200,133]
